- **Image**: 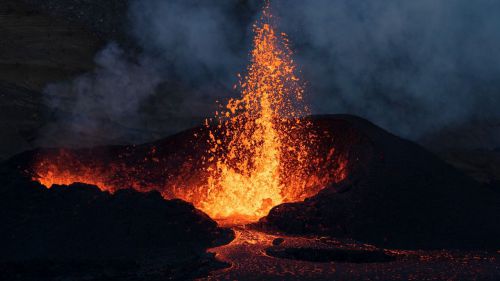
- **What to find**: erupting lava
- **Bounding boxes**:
[31,2,348,222]
[201,4,315,219]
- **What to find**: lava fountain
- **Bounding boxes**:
[31,2,347,222]
[201,4,316,219]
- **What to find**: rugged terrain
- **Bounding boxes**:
[259,115,500,250]
[0,171,233,280]
[2,114,500,280]
[1,1,500,280]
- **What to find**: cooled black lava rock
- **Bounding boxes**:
[260,115,500,250]
[0,172,233,262]
[266,246,395,263]
[3,113,499,256]
[272,238,285,246]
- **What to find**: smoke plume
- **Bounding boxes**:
[40,43,162,145]
[273,0,500,139]
[42,0,500,147]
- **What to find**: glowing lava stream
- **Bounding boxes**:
[200,2,314,220]
[202,226,498,280]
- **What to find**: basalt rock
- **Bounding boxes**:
[3,114,500,254]
[0,172,233,262]
[260,115,500,250]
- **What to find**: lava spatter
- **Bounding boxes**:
[201,3,319,219]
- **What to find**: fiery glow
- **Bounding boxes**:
[201,4,316,219]
[31,3,348,222]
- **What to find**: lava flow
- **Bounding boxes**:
[31,2,347,221]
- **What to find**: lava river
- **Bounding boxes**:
[202,225,500,280]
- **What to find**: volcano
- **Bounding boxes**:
[259,115,500,250]
[1,114,500,280]
[4,113,500,248]
[2,1,500,280]
[22,3,350,223]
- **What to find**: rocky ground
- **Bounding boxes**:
[259,115,500,250]
[1,1,500,280]
[3,114,499,280]
[203,225,500,280]
[420,119,500,184]
[0,171,234,280]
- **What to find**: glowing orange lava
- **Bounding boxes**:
[31,3,348,222]
[201,4,316,219]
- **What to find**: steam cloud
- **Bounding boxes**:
[129,0,251,87]
[41,43,162,145]
[43,0,500,146]
[273,0,500,139]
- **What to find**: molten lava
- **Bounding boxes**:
[31,3,348,222]
[201,4,316,219]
